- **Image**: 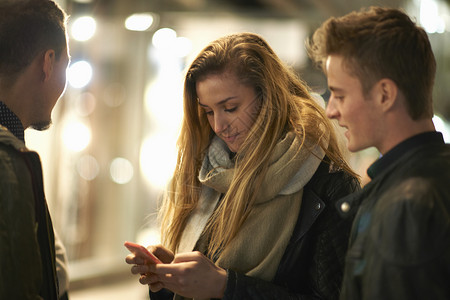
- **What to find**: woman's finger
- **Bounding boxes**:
[125,253,145,265]
[131,264,150,275]
[149,282,164,292]
[148,244,175,264]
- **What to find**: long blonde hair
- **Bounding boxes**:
[160,32,357,256]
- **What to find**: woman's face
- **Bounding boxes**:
[196,72,259,152]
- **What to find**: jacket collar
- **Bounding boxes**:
[368,131,444,179]
[0,125,27,151]
[336,131,445,218]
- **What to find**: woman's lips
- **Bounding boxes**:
[222,133,239,144]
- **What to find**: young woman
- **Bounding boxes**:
[126,32,360,299]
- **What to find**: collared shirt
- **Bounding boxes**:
[367,131,445,179]
[0,101,25,142]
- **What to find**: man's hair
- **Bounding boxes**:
[308,6,436,120]
[0,0,67,84]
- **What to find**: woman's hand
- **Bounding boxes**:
[130,250,227,299]
[125,244,174,280]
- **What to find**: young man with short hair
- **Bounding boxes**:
[0,0,70,298]
[308,6,450,299]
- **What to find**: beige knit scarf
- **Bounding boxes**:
[176,132,324,299]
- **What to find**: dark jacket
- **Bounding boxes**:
[151,160,360,299]
[338,132,450,300]
[0,127,59,300]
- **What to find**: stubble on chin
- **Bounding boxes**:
[30,120,52,131]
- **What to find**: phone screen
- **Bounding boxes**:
[124,241,162,264]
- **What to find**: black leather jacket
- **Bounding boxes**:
[338,132,450,300]
[151,160,360,300]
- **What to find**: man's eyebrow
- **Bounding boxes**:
[329,86,345,93]
[197,96,237,107]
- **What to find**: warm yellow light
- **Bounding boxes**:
[62,121,91,152]
[139,135,177,189]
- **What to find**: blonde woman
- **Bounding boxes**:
[126,32,360,299]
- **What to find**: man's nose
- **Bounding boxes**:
[325,97,338,119]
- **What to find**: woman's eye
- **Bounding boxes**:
[204,110,213,116]
[225,107,237,113]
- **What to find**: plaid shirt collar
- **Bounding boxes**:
[0,101,25,143]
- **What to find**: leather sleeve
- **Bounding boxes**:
[0,146,43,299]
[361,176,450,299]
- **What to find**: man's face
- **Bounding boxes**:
[31,46,70,130]
[325,55,381,152]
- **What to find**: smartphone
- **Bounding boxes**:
[124,241,162,264]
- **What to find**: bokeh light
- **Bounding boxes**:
[110,157,134,184]
[140,135,177,189]
[62,121,91,152]
[71,16,97,41]
[125,13,154,31]
[68,61,93,89]
[77,155,100,181]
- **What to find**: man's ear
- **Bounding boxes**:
[42,49,56,82]
[375,78,398,112]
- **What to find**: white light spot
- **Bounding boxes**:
[62,122,91,152]
[152,28,177,50]
[71,16,96,41]
[125,13,154,31]
[110,157,134,184]
[77,155,100,180]
[68,61,93,89]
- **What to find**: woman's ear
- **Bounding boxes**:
[42,49,56,82]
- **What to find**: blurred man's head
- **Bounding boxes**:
[0,0,69,130]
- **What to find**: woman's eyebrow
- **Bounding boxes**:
[197,96,238,107]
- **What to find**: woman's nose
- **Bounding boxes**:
[212,112,233,134]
